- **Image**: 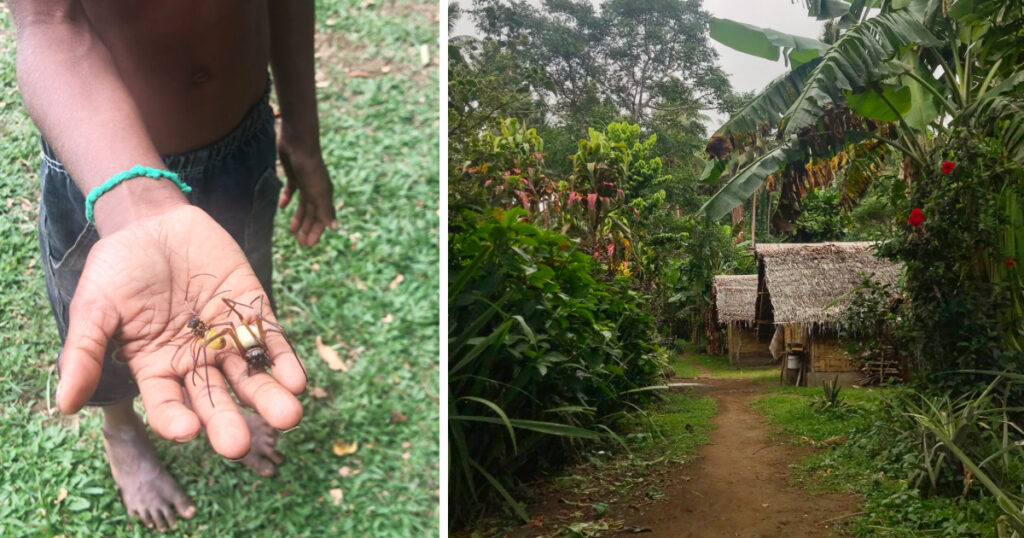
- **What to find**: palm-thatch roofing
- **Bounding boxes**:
[713,274,758,326]
[755,242,902,326]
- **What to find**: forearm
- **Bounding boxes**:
[268,0,322,154]
[13,2,186,236]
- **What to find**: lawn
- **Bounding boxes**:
[0,2,439,536]
[670,343,777,383]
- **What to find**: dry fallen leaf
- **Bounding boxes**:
[401,441,411,449]
[312,263,321,271]
[338,466,352,478]
[54,487,67,504]
[347,70,375,78]
[402,452,410,461]
[332,440,359,457]
[382,313,394,324]
[388,273,405,290]
[390,410,408,424]
[309,386,328,398]
[316,336,347,372]
[380,64,391,73]
[419,44,430,67]
[329,488,344,506]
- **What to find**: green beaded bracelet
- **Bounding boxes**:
[84,165,192,224]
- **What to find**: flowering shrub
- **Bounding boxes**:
[876,138,1024,400]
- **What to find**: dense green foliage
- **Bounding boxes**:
[447,0,755,525]
[0,3,439,536]
[756,380,1024,537]
[448,208,665,525]
[792,188,848,242]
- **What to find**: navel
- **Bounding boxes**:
[191,68,212,85]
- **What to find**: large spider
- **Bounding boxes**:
[165,273,233,405]
[218,295,306,381]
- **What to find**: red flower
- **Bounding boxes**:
[587,192,598,212]
[907,207,924,227]
[942,161,956,174]
[607,243,615,258]
[1006,258,1016,268]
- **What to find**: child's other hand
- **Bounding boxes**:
[54,205,306,460]
[277,141,338,247]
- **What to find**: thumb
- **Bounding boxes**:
[57,286,119,414]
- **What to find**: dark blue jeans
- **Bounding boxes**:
[38,91,281,406]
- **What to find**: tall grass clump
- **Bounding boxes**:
[448,207,665,527]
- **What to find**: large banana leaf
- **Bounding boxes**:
[716,59,821,138]
[804,0,853,19]
[781,11,940,137]
[960,72,1024,166]
[700,140,805,219]
[709,18,829,67]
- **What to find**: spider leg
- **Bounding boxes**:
[221,297,253,324]
[253,295,286,333]
[189,337,201,389]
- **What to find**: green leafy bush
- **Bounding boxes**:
[448,208,664,527]
[793,188,849,242]
[876,136,1024,400]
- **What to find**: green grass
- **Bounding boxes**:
[676,348,778,382]
[668,353,701,378]
[640,391,717,459]
[752,387,1007,536]
[0,2,438,536]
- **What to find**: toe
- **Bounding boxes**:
[153,510,168,532]
[141,509,156,529]
[173,494,196,520]
[160,505,177,530]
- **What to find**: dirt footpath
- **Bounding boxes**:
[627,377,858,537]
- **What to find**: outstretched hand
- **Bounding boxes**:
[55,205,306,459]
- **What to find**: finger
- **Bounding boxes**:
[58,291,120,414]
[291,201,305,235]
[220,357,303,430]
[136,373,201,442]
[307,221,327,247]
[299,202,317,246]
[278,181,295,209]
[184,366,251,459]
[265,330,308,395]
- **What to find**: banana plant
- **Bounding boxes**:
[701,0,1024,220]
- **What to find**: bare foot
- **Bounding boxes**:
[102,409,196,532]
[238,412,283,477]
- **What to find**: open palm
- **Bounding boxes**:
[56,205,306,459]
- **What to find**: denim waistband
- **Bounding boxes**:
[40,86,273,177]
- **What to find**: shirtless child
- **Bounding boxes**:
[11,1,337,531]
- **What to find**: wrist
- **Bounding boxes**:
[92,176,190,237]
[278,121,322,157]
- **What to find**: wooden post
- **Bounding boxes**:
[751,189,757,250]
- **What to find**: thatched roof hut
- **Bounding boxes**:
[713,274,773,367]
[754,242,903,386]
[713,275,758,327]
[754,242,902,328]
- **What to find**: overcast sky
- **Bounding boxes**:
[451,0,826,131]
